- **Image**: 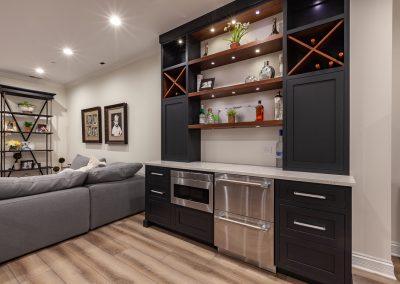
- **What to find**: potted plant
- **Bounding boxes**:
[227,108,237,124]
[24,121,33,132]
[17,102,36,114]
[5,140,22,151]
[224,21,250,49]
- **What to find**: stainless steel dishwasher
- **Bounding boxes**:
[214,173,275,272]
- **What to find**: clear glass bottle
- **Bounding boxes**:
[207,108,214,124]
[274,91,283,120]
[256,100,264,121]
[259,60,276,80]
[276,129,283,168]
[199,105,206,124]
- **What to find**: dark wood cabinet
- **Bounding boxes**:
[275,179,352,284]
[284,70,349,174]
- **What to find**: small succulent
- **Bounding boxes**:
[24,121,33,128]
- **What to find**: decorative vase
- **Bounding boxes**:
[228,115,236,124]
[8,146,19,151]
[259,60,275,80]
[230,42,240,49]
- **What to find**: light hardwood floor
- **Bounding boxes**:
[0,213,398,284]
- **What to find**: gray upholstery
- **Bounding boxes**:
[86,162,142,185]
[0,170,88,200]
[0,187,90,263]
[70,154,90,170]
[88,175,145,229]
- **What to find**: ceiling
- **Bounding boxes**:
[0,0,233,86]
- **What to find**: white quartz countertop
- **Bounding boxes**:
[145,161,355,187]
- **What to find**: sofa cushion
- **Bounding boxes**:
[0,170,88,200]
[86,163,142,184]
[70,154,90,170]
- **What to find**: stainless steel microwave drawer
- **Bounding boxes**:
[215,173,274,222]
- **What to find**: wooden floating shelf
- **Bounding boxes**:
[188,120,283,130]
[188,35,283,71]
[189,78,282,100]
[192,0,283,41]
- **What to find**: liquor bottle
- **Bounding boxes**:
[274,91,283,120]
[207,108,214,124]
[256,100,264,121]
[276,129,283,168]
[199,105,206,124]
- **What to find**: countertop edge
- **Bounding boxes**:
[144,161,356,187]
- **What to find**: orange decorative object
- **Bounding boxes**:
[315,63,321,70]
[328,61,334,67]
[310,38,316,45]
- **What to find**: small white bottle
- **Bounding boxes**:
[276,129,283,168]
[199,105,206,124]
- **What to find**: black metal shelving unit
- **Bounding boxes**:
[0,85,55,177]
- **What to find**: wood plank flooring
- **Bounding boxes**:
[0,213,398,284]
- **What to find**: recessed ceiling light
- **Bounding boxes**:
[232,56,236,60]
[255,49,260,53]
[210,27,215,33]
[256,10,260,15]
[35,67,44,74]
[109,15,122,27]
[231,19,236,24]
[178,39,184,44]
[211,62,215,65]
[63,47,74,56]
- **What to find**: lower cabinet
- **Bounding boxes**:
[275,179,352,284]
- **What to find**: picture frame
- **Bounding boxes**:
[4,119,17,132]
[81,107,102,143]
[36,124,49,133]
[199,78,215,91]
[104,103,128,144]
[20,160,34,170]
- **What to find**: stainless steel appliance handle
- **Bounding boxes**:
[294,221,326,231]
[217,179,271,188]
[150,172,164,176]
[293,191,326,200]
[216,216,270,231]
[150,190,164,195]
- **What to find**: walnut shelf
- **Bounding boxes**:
[188,35,283,71]
[189,78,283,100]
[188,120,283,130]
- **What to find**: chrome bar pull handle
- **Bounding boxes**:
[150,172,164,176]
[217,179,271,188]
[294,221,326,231]
[293,191,326,200]
[150,190,165,195]
[216,216,270,231]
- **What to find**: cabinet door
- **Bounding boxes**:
[146,197,173,227]
[285,71,348,174]
[162,96,188,161]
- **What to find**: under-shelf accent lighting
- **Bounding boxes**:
[232,91,236,94]
[231,19,236,24]
[211,62,215,65]
[256,87,260,91]
[211,94,215,98]
[35,67,44,74]
[255,10,260,15]
[232,56,236,60]
[109,15,122,27]
[255,49,260,53]
[210,27,215,33]
[178,39,184,45]
[255,125,261,128]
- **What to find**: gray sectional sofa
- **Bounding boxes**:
[0,162,145,264]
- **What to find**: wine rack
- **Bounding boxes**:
[162,66,187,99]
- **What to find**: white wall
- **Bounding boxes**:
[200,15,283,166]
[392,0,400,250]
[0,73,68,166]
[350,0,394,275]
[66,52,161,165]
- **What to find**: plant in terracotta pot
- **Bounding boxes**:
[17,102,36,114]
[24,121,33,132]
[224,21,250,49]
[227,108,237,124]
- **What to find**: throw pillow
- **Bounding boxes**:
[86,162,143,184]
[70,154,90,170]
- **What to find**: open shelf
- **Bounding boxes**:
[3,150,53,153]
[192,0,283,41]
[188,120,283,130]
[188,35,283,71]
[1,111,53,118]
[2,131,53,135]
[189,78,282,100]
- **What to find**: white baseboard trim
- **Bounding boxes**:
[352,252,396,280]
[392,241,400,257]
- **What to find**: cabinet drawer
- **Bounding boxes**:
[146,197,173,227]
[277,180,349,211]
[146,183,169,201]
[278,235,344,284]
[174,205,213,244]
[146,166,170,185]
[280,204,345,248]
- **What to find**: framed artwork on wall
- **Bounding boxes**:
[104,103,128,144]
[81,107,102,143]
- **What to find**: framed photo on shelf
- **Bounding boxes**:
[199,78,215,91]
[81,107,102,143]
[4,119,17,132]
[36,124,49,133]
[104,103,128,144]
[20,160,34,170]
